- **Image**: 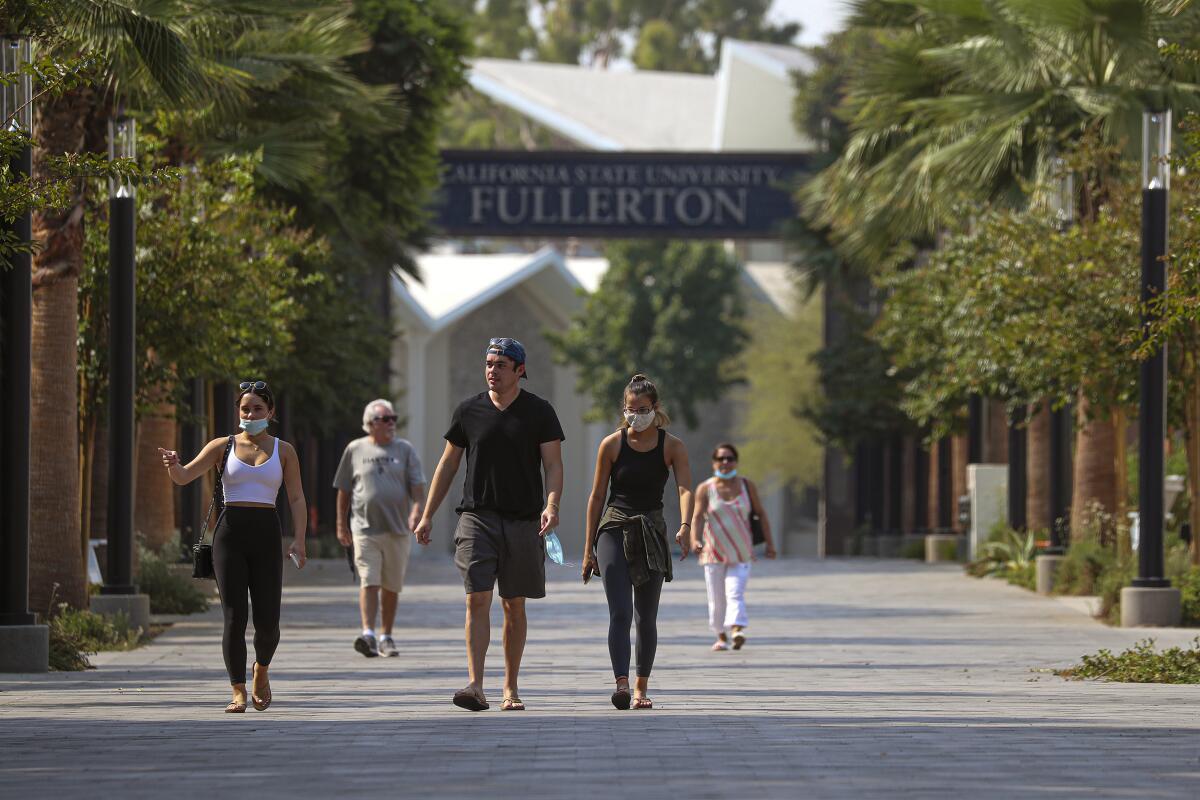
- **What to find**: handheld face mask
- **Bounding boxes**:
[545,531,574,567]
[239,417,270,435]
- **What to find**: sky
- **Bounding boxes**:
[769,0,852,46]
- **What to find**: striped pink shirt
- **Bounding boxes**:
[699,479,753,565]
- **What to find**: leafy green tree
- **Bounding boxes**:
[738,292,823,491]
[548,240,748,428]
[79,151,317,420]
[812,0,1200,264]
[79,149,319,550]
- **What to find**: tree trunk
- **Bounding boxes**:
[1186,376,1200,567]
[28,85,100,612]
[951,434,968,532]
[28,276,86,613]
[135,403,178,553]
[1026,402,1051,532]
[1070,392,1119,542]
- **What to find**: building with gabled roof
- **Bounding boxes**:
[392,40,823,558]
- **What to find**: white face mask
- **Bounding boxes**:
[624,410,655,432]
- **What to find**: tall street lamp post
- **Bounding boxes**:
[91,116,150,631]
[1037,160,1075,594]
[0,35,47,672]
[1047,160,1074,552]
[1121,109,1181,626]
[1007,406,1027,531]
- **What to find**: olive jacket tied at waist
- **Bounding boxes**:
[597,506,672,586]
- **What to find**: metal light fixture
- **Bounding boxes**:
[104,113,138,598]
[1134,108,1171,592]
[107,116,136,198]
[0,33,37,644]
[1,35,31,133]
[1049,157,1075,229]
[1143,110,1172,191]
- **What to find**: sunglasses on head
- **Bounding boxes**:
[239,380,268,392]
[715,455,737,463]
[372,415,398,424]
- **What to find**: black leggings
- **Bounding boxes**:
[597,530,664,679]
[213,507,283,685]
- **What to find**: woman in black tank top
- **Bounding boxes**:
[582,374,694,710]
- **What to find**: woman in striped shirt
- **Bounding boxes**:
[690,442,776,651]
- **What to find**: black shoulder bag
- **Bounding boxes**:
[192,436,235,579]
[743,478,765,545]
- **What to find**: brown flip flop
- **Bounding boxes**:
[453,686,489,711]
[500,696,525,711]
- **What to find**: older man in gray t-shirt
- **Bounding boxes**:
[334,399,426,658]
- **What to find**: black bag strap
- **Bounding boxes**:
[197,436,235,547]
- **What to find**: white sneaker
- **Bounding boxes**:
[379,636,399,657]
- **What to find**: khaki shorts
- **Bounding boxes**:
[352,530,411,593]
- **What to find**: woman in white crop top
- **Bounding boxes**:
[159,380,307,714]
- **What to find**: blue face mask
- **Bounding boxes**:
[544,531,574,567]
[715,468,738,480]
[240,417,270,435]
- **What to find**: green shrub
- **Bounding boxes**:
[967,527,1035,579]
[937,539,958,561]
[1174,567,1200,627]
[47,612,93,672]
[1053,539,1116,596]
[1096,555,1135,624]
[1056,638,1200,683]
[137,543,209,615]
[1005,562,1036,591]
[46,603,144,671]
[902,540,925,560]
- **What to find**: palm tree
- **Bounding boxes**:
[29,1,399,611]
[812,0,1200,532]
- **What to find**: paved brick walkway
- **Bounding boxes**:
[2,555,1199,798]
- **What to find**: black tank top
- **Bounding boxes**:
[607,429,670,513]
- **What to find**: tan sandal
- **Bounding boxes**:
[225,700,246,713]
[500,696,525,711]
[251,664,272,711]
[633,696,653,710]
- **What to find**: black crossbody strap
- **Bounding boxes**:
[198,436,235,546]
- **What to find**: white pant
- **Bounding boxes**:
[704,562,750,634]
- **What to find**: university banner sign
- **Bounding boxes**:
[434,150,810,239]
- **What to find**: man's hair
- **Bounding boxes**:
[362,398,396,433]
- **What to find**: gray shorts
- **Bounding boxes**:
[453,510,546,599]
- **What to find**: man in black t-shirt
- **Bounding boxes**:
[414,337,565,712]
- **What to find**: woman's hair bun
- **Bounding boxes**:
[631,373,648,382]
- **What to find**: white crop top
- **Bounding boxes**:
[222,438,284,505]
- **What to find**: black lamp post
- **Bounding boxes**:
[0,35,46,671]
[1135,109,1170,590]
[1007,406,1027,531]
[102,116,138,596]
[1046,159,1074,553]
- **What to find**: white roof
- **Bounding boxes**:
[468,39,814,153]
[395,248,581,332]
[469,59,715,151]
[395,250,795,332]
